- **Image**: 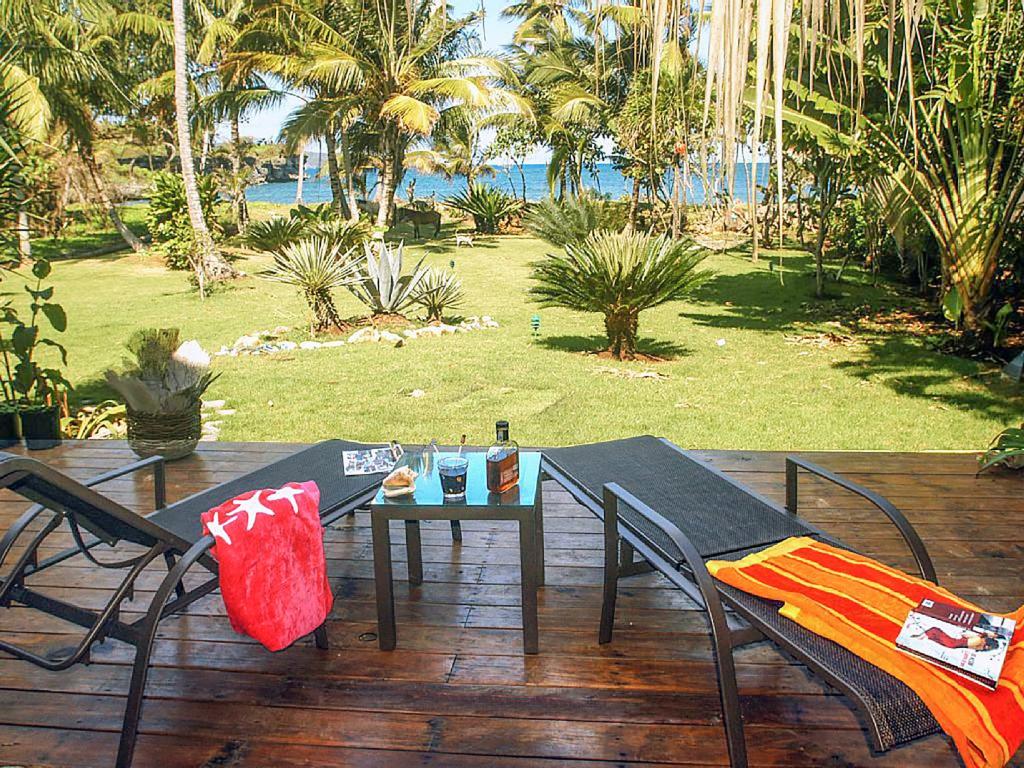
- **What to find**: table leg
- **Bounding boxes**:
[518,514,539,654]
[404,520,423,586]
[371,514,397,651]
[534,484,545,586]
[450,520,463,543]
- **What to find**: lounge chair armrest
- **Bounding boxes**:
[785,456,937,583]
[83,455,167,510]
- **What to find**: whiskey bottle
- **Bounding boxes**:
[486,420,519,493]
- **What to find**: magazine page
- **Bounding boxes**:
[896,600,1015,687]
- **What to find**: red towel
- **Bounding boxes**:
[201,481,333,652]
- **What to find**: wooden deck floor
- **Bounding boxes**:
[0,440,1021,767]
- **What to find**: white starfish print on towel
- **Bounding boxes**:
[206,510,238,546]
[232,490,275,530]
[267,485,305,514]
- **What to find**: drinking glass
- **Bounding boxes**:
[438,456,469,500]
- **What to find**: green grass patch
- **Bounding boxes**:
[20,213,1021,450]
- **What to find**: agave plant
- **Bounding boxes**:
[524,194,624,247]
[244,217,307,253]
[260,238,360,333]
[531,231,711,360]
[348,241,429,318]
[416,269,465,322]
[978,424,1024,473]
[445,184,523,234]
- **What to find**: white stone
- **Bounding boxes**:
[203,399,226,409]
[402,329,419,339]
[215,346,230,356]
[235,334,260,349]
[216,409,236,416]
[300,341,322,350]
[716,338,727,347]
[273,325,290,335]
[278,341,297,350]
[437,324,458,335]
[409,389,426,398]
[348,328,380,344]
[380,331,404,345]
[416,325,443,337]
[323,340,345,348]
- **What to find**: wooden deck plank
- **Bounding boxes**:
[0,440,1022,768]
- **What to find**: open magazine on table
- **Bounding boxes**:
[895,598,1015,690]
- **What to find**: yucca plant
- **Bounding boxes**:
[244,217,307,253]
[348,241,429,318]
[445,184,523,234]
[524,194,624,247]
[979,424,1024,473]
[260,238,360,333]
[531,231,711,360]
[416,269,465,322]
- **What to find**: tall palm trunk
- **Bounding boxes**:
[230,116,248,229]
[339,130,360,223]
[295,140,305,205]
[627,177,641,231]
[80,144,143,252]
[171,0,234,291]
[376,127,400,228]
[323,127,345,215]
[16,209,30,261]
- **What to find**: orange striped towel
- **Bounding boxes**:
[707,537,1024,768]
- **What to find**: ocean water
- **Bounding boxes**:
[245,162,770,206]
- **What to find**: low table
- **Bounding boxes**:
[368,450,544,654]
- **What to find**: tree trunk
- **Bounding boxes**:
[516,159,527,203]
[814,208,828,299]
[376,128,400,229]
[16,209,30,262]
[295,140,305,205]
[604,307,640,361]
[671,163,682,240]
[230,116,248,229]
[171,0,234,291]
[324,126,345,215]
[339,130,360,223]
[79,145,144,252]
[198,128,210,173]
[627,177,641,232]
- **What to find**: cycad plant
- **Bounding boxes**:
[348,241,429,319]
[260,238,360,333]
[445,184,523,234]
[524,194,624,247]
[244,217,307,253]
[531,231,711,360]
[416,269,465,322]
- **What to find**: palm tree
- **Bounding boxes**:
[171,0,234,288]
[1,0,145,252]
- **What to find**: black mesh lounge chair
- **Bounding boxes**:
[542,436,942,768]
[0,439,393,768]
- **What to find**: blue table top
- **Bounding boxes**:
[370,450,541,508]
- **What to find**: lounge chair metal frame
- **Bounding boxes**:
[542,439,938,768]
[0,450,377,768]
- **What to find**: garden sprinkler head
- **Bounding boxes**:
[449,260,455,270]
[530,314,541,336]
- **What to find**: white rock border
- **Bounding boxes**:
[215,316,500,357]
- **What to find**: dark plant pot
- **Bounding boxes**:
[0,409,17,449]
[20,405,62,450]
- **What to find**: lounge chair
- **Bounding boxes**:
[0,439,392,768]
[542,435,942,768]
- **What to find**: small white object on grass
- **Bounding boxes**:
[716,339,727,347]
[409,389,426,398]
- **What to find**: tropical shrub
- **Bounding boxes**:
[147,173,221,270]
[445,184,522,234]
[348,241,429,317]
[979,424,1024,473]
[259,238,360,333]
[525,193,625,247]
[311,218,372,253]
[416,268,464,322]
[244,216,306,253]
[530,231,711,360]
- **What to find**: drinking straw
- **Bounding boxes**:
[457,434,466,457]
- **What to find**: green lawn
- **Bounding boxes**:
[23,214,1021,450]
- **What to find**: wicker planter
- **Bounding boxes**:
[126,405,201,460]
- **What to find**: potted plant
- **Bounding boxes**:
[105,329,218,460]
[978,424,1024,473]
[0,259,70,449]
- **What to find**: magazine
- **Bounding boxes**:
[342,444,403,476]
[895,598,1015,689]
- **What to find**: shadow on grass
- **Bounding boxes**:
[832,336,1024,422]
[539,334,691,360]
